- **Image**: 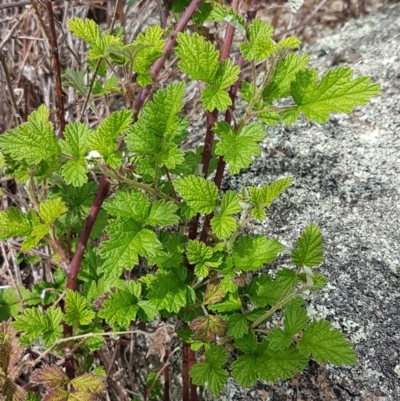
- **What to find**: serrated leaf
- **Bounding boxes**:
[60,122,91,187]
[290,66,381,123]
[259,343,308,381]
[30,365,69,388]
[233,235,284,272]
[215,122,265,174]
[146,266,189,313]
[88,110,132,166]
[291,224,323,267]
[298,320,357,365]
[246,275,286,308]
[70,373,105,394]
[240,19,275,61]
[126,83,186,156]
[101,218,162,278]
[186,240,221,277]
[145,200,179,226]
[208,291,242,313]
[190,315,227,343]
[263,54,309,102]
[226,314,249,339]
[43,387,69,401]
[64,290,96,326]
[0,207,32,240]
[310,272,328,290]
[276,36,301,51]
[234,330,258,354]
[12,307,63,347]
[275,268,298,288]
[284,299,308,336]
[210,214,237,239]
[40,198,68,224]
[266,328,292,350]
[209,5,247,35]
[189,345,228,395]
[232,354,258,387]
[98,282,141,329]
[0,105,60,166]
[262,177,293,206]
[176,32,219,83]
[0,288,22,321]
[104,190,150,220]
[203,283,226,306]
[174,176,218,214]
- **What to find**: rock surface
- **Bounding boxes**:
[201,3,400,400]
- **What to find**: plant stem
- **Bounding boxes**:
[45,0,66,137]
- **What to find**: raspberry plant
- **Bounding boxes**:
[0,0,380,400]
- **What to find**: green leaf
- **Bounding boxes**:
[234,330,258,354]
[64,290,96,326]
[298,320,357,365]
[176,32,219,83]
[291,224,323,267]
[240,19,275,61]
[209,5,247,35]
[276,36,301,51]
[186,240,221,277]
[233,235,284,272]
[189,345,228,395]
[174,176,218,214]
[126,83,186,155]
[146,266,189,313]
[208,291,242,313]
[266,328,292,350]
[99,282,142,329]
[0,207,32,240]
[101,218,163,278]
[104,190,150,220]
[40,198,68,224]
[290,66,381,123]
[12,307,63,346]
[259,343,308,382]
[145,200,179,226]
[190,315,227,343]
[211,190,241,239]
[225,313,249,339]
[70,372,105,394]
[275,268,298,288]
[88,110,132,166]
[262,177,293,206]
[215,122,265,174]
[0,287,22,321]
[60,122,91,186]
[246,275,286,308]
[232,354,258,387]
[263,54,309,102]
[132,25,165,86]
[284,299,308,335]
[176,33,240,111]
[0,105,60,166]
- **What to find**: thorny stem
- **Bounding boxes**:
[45,0,66,137]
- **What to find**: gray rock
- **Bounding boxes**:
[201,3,400,400]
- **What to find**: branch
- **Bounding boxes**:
[45,0,66,136]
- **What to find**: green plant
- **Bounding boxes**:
[0,0,380,400]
